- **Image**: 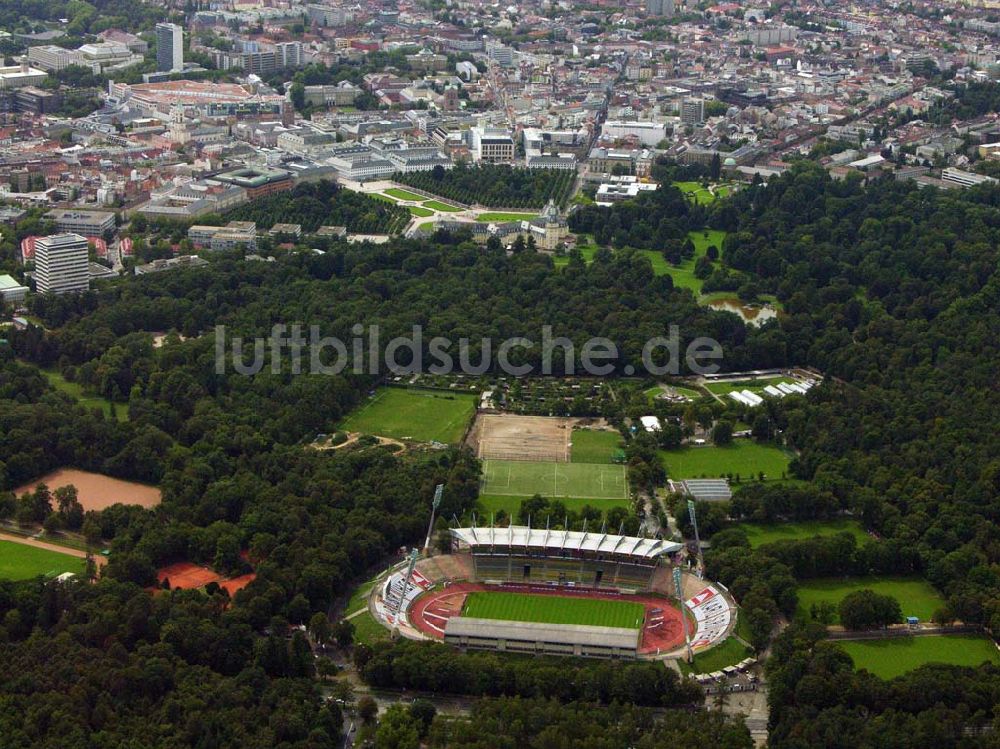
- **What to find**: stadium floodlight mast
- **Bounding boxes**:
[687,499,703,578]
[423,483,444,553]
[674,566,693,663]
[392,547,420,637]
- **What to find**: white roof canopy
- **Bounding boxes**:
[451,526,682,560]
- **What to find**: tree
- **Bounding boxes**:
[838,590,902,630]
[333,618,354,649]
[375,704,420,749]
[712,420,734,446]
[409,699,436,737]
[358,695,379,725]
[310,612,332,649]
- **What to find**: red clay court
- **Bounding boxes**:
[408,582,688,655]
[156,562,256,595]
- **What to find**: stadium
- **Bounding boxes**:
[368,524,737,660]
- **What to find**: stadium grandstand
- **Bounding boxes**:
[450,525,683,592]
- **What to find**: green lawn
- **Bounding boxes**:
[384,187,426,202]
[476,212,537,223]
[482,460,628,500]
[704,377,795,396]
[672,181,716,206]
[638,229,727,293]
[646,384,703,403]
[795,576,945,624]
[476,493,629,518]
[423,200,463,212]
[570,429,622,464]
[839,635,1000,680]
[0,540,86,580]
[553,246,598,267]
[351,609,390,645]
[408,206,435,217]
[345,574,383,617]
[678,636,753,675]
[338,388,477,443]
[462,591,644,629]
[659,440,792,481]
[37,366,129,421]
[736,519,868,548]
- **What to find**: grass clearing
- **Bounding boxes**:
[570,429,622,464]
[36,366,129,421]
[554,246,598,267]
[482,460,628,500]
[345,574,382,616]
[476,212,537,223]
[637,229,727,293]
[423,200,463,212]
[408,206,435,217]
[339,388,477,443]
[462,591,644,629]
[839,635,1000,680]
[678,637,753,675]
[659,440,792,481]
[351,609,390,645]
[736,519,868,548]
[795,576,945,624]
[704,377,795,397]
[0,540,86,580]
[384,187,426,202]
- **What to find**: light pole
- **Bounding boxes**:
[674,566,692,663]
[423,484,444,554]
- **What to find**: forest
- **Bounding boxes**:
[395,163,576,208]
[224,180,410,235]
[0,161,999,744]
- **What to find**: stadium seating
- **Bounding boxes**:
[471,553,656,592]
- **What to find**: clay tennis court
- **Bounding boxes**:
[15,468,162,511]
[409,581,688,655]
[155,562,257,594]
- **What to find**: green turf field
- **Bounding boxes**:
[482,460,628,499]
[384,187,425,201]
[795,576,945,623]
[838,635,1000,680]
[736,519,868,548]
[476,212,537,222]
[423,200,463,212]
[570,429,622,464]
[659,440,792,481]
[0,540,86,580]
[476,493,629,518]
[638,229,727,293]
[678,636,753,675]
[408,206,434,217]
[704,378,795,396]
[462,591,644,629]
[339,388,476,443]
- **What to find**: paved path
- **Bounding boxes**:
[0,531,105,566]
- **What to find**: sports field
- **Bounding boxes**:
[0,540,86,580]
[736,519,868,548]
[570,429,622,464]
[704,377,795,396]
[795,576,945,623]
[839,635,1000,680]
[482,460,628,499]
[462,591,644,629]
[338,388,476,443]
[659,440,792,481]
[384,187,425,201]
[476,212,537,223]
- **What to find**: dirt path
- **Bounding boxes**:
[312,433,406,453]
[0,531,106,566]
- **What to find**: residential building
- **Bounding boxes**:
[34,233,90,295]
[680,98,705,126]
[135,255,208,275]
[156,23,184,73]
[645,0,675,15]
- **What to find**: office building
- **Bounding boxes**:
[0,274,29,305]
[0,64,47,90]
[645,0,675,15]
[34,233,90,295]
[156,23,184,73]
[471,127,514,163]
[45,209,116,237]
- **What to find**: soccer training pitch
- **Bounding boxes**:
[461,591,644,629]
[481,459,628,500]
[0,540,86,581]
[338,388,477,443]
[839,635,1000,680]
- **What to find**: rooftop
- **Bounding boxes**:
[450,526,682,559]
[444,616,640,649]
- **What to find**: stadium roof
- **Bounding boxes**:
[445,617,640,649]
[450,526,682,559]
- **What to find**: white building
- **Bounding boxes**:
[941,167,997,188]
[34,234,90,295]
[0,64,47,91]
[471,126,514,163]
[602,120,667,147]
[0,274,29,305]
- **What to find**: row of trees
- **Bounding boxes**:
[396,163,576,208]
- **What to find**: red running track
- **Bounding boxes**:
[408,582,687,655]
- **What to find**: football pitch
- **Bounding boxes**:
[0,540,86,581]
[338,388,476,443]
[482,460,628,499]
[839,635,1000,680]
[462,591,644,629]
